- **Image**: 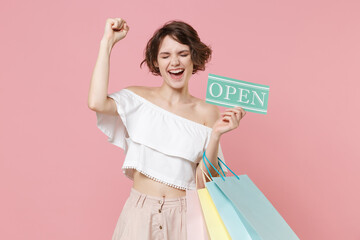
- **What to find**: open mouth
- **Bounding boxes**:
[168,69,185,80]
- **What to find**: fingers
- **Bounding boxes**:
[123,22,130,32]
[231,106,246,117]
[223,116,239,131]
[223,109,241,121]
[113,18,124,30]
[222,106,246,120]
[222,115,238,129]
[219,106,246,131]
[107,17,128,31]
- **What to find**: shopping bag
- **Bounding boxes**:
[198,157,255,239]
[202,151,300,240]
[202,155,259,239]
[204,175,255,239]
[197,167,231,240]
[186,168,209,240]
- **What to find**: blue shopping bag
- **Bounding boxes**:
[202,151,300,240]
[199,165,254,240]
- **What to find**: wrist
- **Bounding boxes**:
[100,36,114,45]
[100,38,114,53]
[211,131,221,141]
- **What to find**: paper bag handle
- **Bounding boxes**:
[196,163,212,188]
[202,150,240,181]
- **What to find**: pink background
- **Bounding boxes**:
[1,0,359,239]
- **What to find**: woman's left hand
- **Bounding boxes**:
[212,106,246,137]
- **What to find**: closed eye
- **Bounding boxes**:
[161,54,189,59]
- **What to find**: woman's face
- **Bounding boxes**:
[155,35,194,88]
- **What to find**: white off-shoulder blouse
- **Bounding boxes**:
[95,88,227,190]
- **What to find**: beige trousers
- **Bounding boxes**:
[112,188,187,240]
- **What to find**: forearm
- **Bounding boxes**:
[202,132,222,178]
[88,39,114,109]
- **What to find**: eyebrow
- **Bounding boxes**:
[159,50,190,55]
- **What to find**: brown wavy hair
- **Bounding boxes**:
[140,20,212,76]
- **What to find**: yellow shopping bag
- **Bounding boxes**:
[197,168,231,240]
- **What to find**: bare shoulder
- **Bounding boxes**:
[194,97,221,128]
[124,85,148,94]
[124,85,154,97]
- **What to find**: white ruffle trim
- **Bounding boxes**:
[122,166,189,190]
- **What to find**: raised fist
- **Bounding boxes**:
[102,18,129,45]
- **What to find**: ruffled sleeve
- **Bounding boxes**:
[95,89,130,150]
[96,88,228,175]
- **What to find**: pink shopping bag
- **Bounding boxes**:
[186,169,210,240]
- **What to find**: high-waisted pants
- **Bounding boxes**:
[112,188,187,240]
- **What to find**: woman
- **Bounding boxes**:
[88,18,246,240]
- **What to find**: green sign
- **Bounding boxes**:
[206,73,270,114]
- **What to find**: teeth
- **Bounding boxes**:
[169,69,184,74]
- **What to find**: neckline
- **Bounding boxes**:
[123,88,213,131]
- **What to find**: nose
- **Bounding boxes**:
[170,55,180,66]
